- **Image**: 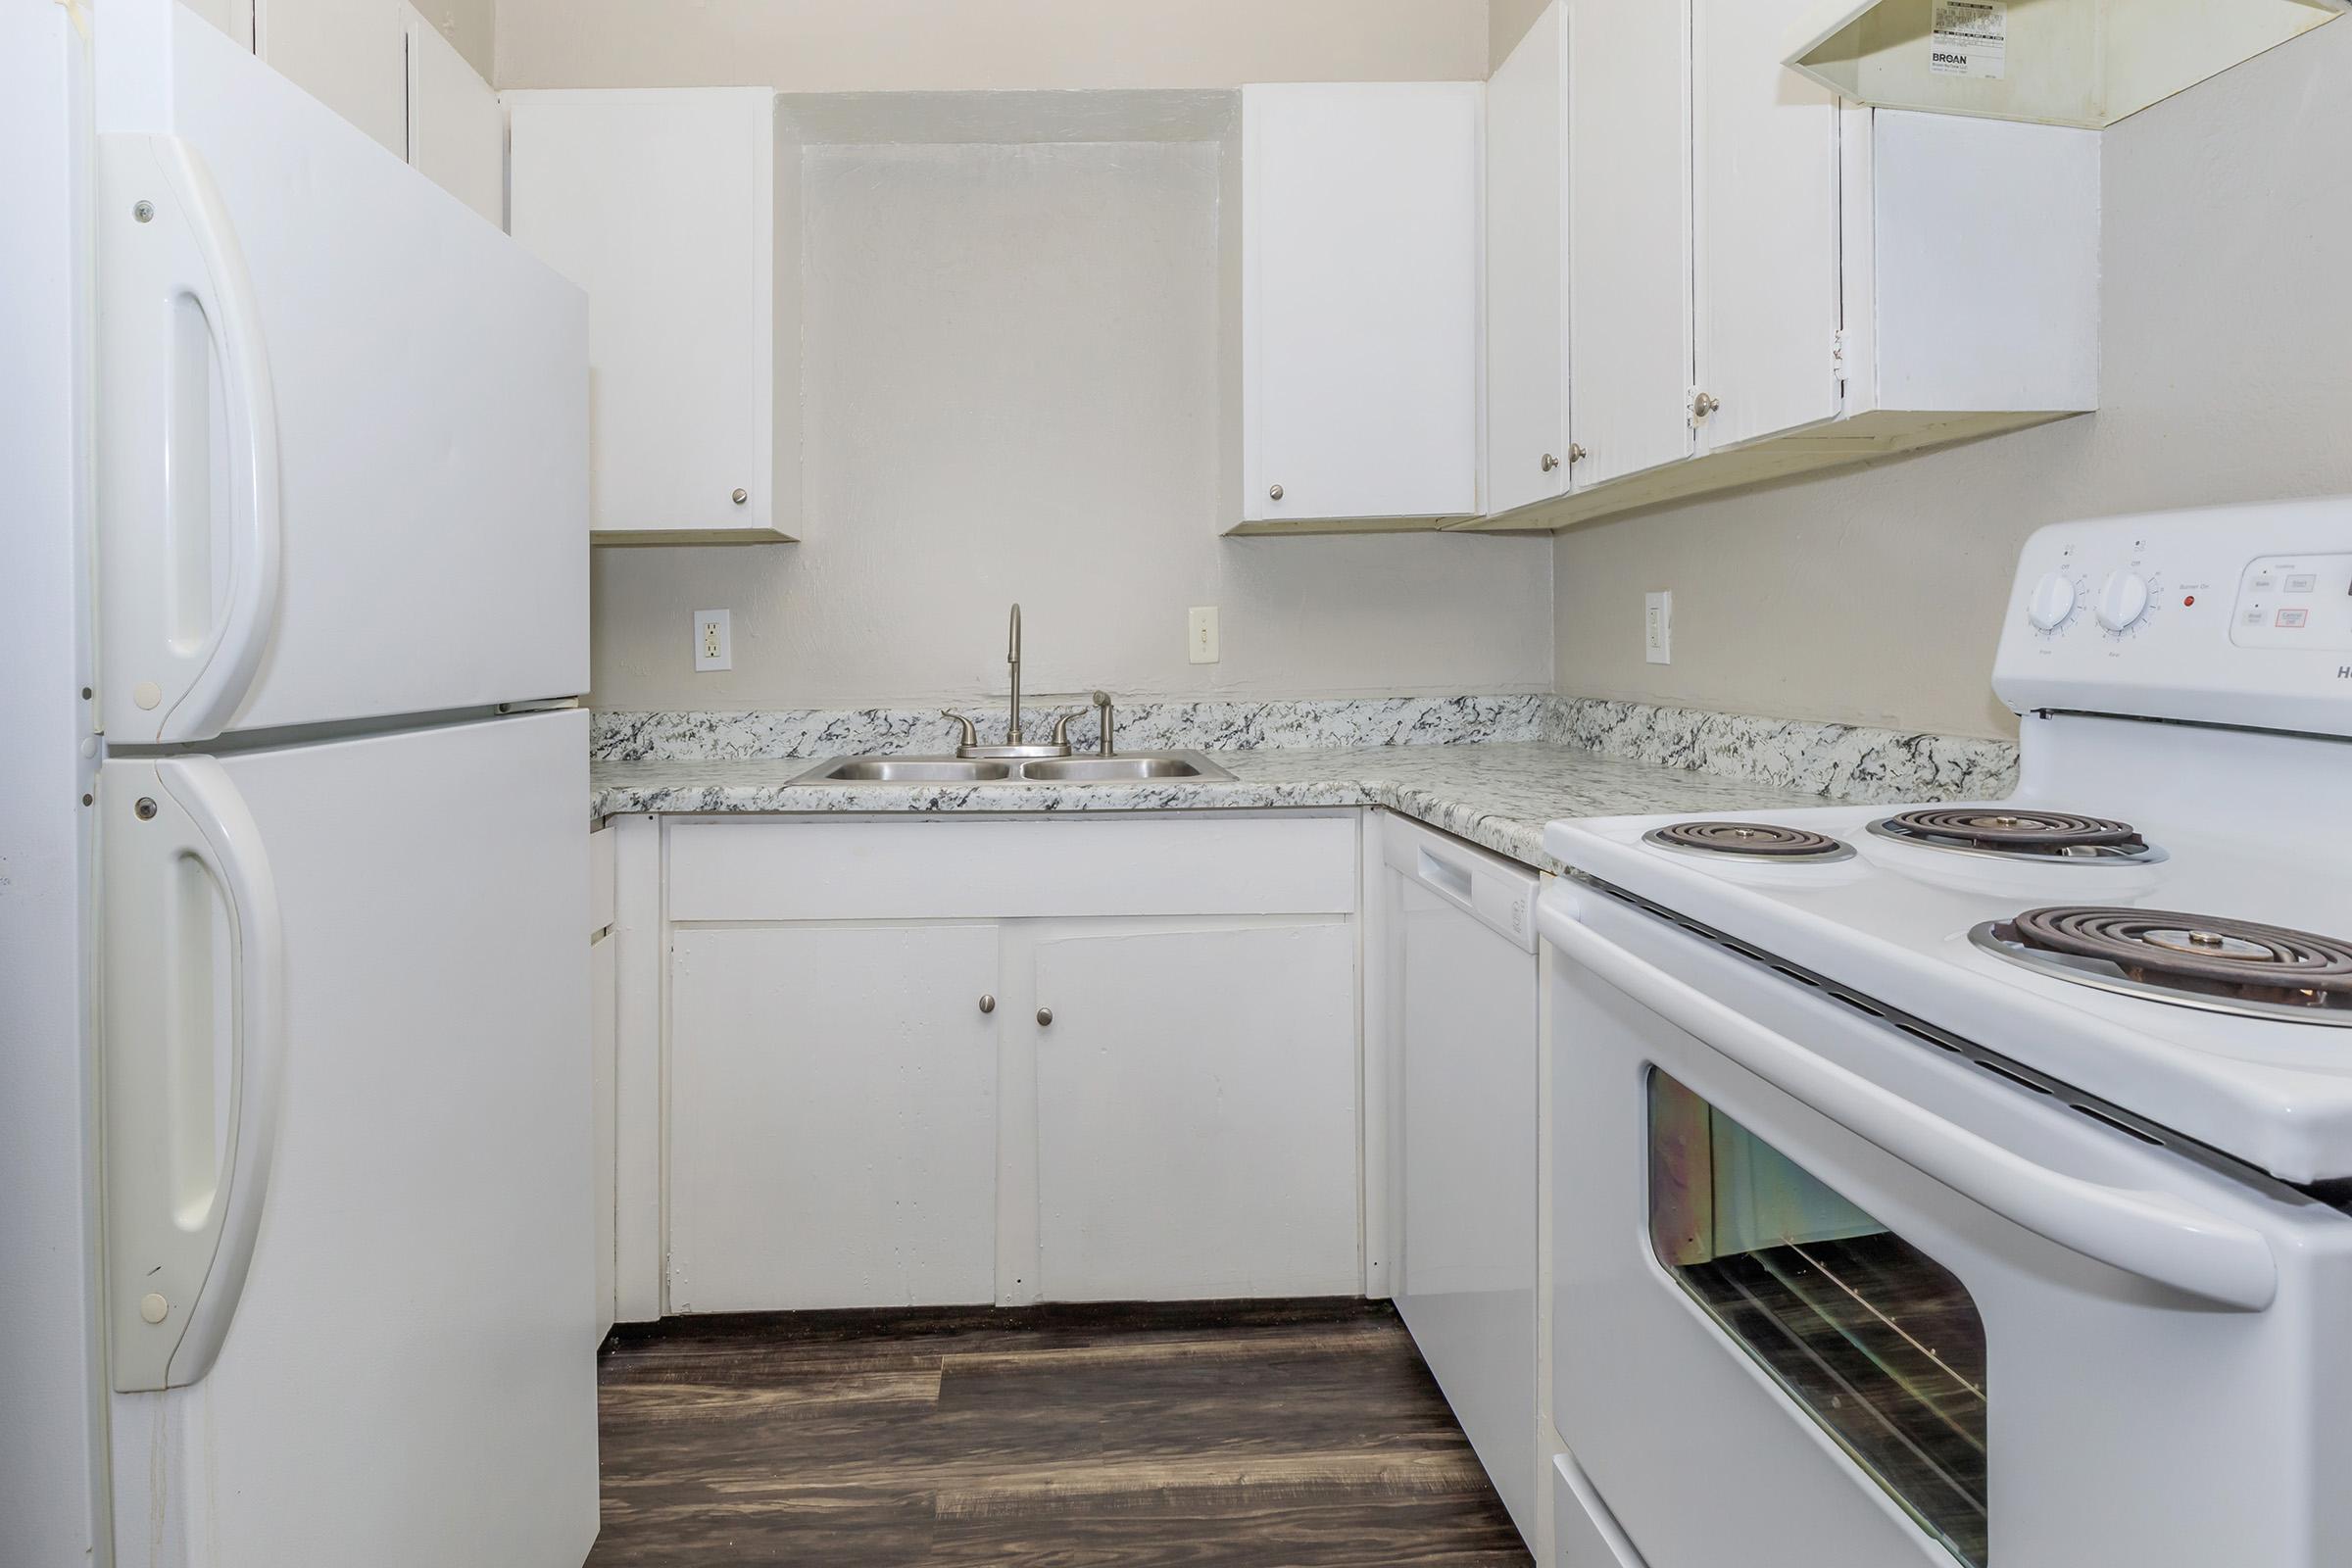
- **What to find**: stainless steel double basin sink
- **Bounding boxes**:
[787,751,1236,787]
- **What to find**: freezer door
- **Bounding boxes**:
[100,710,598,1568]
[94,0,587,744]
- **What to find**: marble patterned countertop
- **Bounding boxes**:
[591,742,1838,874]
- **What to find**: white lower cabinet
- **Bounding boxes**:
[1033,920,1360,1301]
[589,823,616,1341]
[667,923,1002,1312]
[654,815,1363,1313]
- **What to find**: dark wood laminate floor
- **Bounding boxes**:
[587,1298,1531,1567]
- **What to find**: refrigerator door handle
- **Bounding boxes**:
[99,133,281,745]
[103,758,285,1391]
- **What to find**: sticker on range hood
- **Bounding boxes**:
[1929,0,2007,77]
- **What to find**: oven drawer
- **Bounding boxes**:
[1552,1451,1646,1568]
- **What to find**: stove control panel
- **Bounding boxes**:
[2232,553,2352,651]
[1993,498,2352,738]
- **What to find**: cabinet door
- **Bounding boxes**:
[1032,920,1359,1300]
[402,4,501,226]
[1243,83,1481,525]
[507,89,791,542]
[183,0,254,47]
[667,924,1000,1311]
[588,925,616,1342]
[1485,3,1570,518]
[1566,0,1695,488]
[1691,0,1843,451]
[254,0,406,157]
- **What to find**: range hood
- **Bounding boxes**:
[1785,0,2344,128]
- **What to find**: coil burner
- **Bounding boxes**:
[1643,821,1855,862]
[1971,906,2352,1026]
[1869,808,2164,864]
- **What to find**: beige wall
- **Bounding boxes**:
[587,122,1552,713]
[413,0,495,81]
[534,0,1557,713]
[497,0,1489,90]
[1551,20,2352,740]
[1488,0,1549,70]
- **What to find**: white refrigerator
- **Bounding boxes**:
[4,2,600,1563]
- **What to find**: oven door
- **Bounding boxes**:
[1539,883,2348,1568]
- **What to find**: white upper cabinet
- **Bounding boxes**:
[1461,0,2098,530]
[254,0,407,158]
[401,5,502,225]
[1483,4,1571,517]
[182,0,254,47]
[1564,0,1695,494]
[1690,0,1844,454]
[191,0,503,221]
[1235,83,1482,533]
[507,88,803,544]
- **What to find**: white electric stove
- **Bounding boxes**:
[1536,499,2352,1568]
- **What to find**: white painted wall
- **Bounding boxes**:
[1552,21,2352,740]
[589,132,1553,711]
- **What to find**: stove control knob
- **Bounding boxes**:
[2095,569,2152,632]
[2026,571,2080,630]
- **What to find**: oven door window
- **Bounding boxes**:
[1649,1069,1989,1566]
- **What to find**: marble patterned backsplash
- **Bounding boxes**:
[591,693,2019,805]
[591,693,1552,762]
[1546,697,2019,805]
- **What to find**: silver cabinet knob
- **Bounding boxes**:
[1541,453,1559,472]
[978,994,996,1014]
[1267,484,1284,501]
[731,488,748,505]
[1036,1006,1054,1027]
[1690,392,1721,420]
[1568,444,1587,465]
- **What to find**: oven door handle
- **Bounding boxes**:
[1539,896,2279,1313]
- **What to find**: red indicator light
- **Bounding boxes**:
[2183,595,2196,607]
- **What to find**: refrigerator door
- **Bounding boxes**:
[94,0,587,745]
[99,710,598,1568]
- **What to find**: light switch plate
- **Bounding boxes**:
[693,609,732,672]
[1644,592,1672,664]
[1188,606,1220,664]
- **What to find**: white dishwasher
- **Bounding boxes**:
[1377,812,1542,1546]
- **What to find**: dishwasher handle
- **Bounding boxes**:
[1385,816,1539,952]
[1538,892,2279,1313]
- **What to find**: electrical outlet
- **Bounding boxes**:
[1188,606,1220,664]
[693,609,732,672]
[1644,591,1673,664]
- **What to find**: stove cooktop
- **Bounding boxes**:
[1545,792,2352,1185]
[1868,808,2163,864]
[1974,906,2352,1027]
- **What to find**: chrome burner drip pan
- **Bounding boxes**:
[1971,906,2352,1027]
[1643,821,1855,862]
[1870,808,2166,864]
